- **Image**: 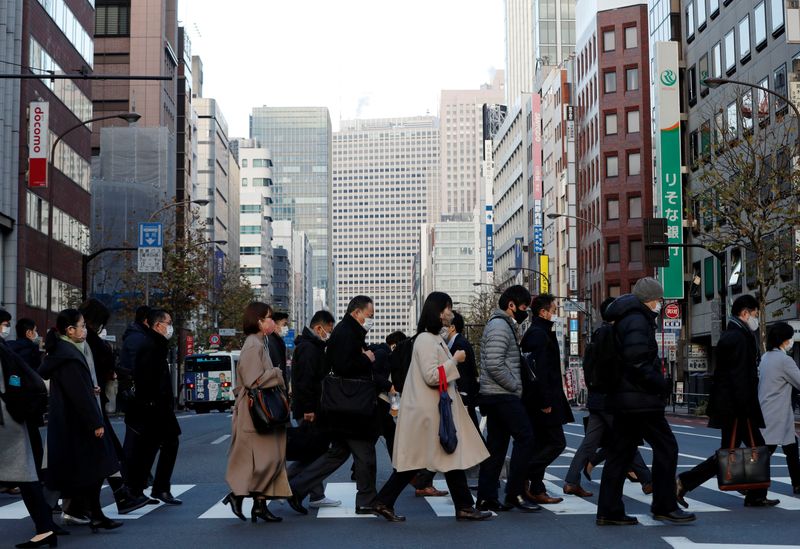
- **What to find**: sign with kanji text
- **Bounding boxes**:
[137,247,162,273]
[218,328,236,337]
[664,319,683,330]
[665,303,681,319]
[138,222,163,247]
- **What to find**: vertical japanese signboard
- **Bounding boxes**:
[29,102,49,187]
[655,42,684,299]
[485,205,494,272]
[539,254,549,294]
[532,94,543,254]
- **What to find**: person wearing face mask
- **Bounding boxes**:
[476,285,541,513]
[758,322,800,493]
[677,294,776,508]
[0,309,11,345]
[125,309,183,506]
[521,293,574,505]
[7,319,42,372]
[448,312,480,431]
[268,312,290,379]
[596,277,695,526]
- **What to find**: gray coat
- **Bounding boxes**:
[0,360,38,483]
[479,309,523,398]
[758,349,800,445]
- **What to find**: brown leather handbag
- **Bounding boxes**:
[716,418,771,491]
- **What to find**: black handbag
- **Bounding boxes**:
[320,374,376,416]
[247,385,290,433]
[716,418,771,491]
[437,365,458,454]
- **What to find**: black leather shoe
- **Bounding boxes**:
[744,498,780,507]
[675,476,689,508]
[504,495,542,513]
[222,493,246,521]
[372,503,406,522]
[116,493,150,515]
[15,532,57,548]
[152,492,182,505]
[476,498,512,512]
[653,509,696,523]
[456,507,493,521]
[596,515,639,526]
[251,498,282,523]
[354,506,375,515]
[287,495,308,515]
[89,518,123,532]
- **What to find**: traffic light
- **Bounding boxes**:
[644,217,669,268]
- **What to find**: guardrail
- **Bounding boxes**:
[669,392,710,415]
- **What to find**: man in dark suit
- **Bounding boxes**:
[7,318,42,372]
[268,312,289,378]
[445,312,479,430]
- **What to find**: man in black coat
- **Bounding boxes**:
[596,278,695,525]
[446,312,480,430]
[288,296,380,515]
[677,294,776,507]
[521,294,573,505]
[125,309,182,505]
[7,318,42,372]
[269,311,289,379]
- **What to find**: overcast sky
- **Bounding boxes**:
[178,0,506,136]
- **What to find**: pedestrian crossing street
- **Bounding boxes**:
[2,475,799,524]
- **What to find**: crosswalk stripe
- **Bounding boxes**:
[0,500,31,519]
[211,434,231,445]
[621,482,727,513]
[424,480,455,517]
[541,478,597,515]
[699,480,800,510]
[315,483,375,519]
[103,485,195,520]
[199,496,263,519]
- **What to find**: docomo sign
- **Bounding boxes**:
[665,302,681,319]
[29,102,49,188]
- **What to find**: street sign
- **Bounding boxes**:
[137,247,162,273]
[186,335,194,357]
[664,319,682,330]
[564,300,587,314]
[209,334,221,346]
[218,328,236,337]
[665,303,681,319]
[28,102,49,187]
[138,222,163,248]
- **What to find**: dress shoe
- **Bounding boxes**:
[287,495,308,515]
[308,497,342,508]
[415,486,449,497]
[251,498,282,523]
[652,509,696,523]
[152,491,182,505]
[504,495,542,512]
[455,507,493,521]
[744,497,780,507]
[675,476,689,508]
[89,517,123,532]
[596,515,639,526]
[116,493,150,515]
[372,502,406,522]
[355,506,375,515]
[641,483,653,495]
[15,532,57,548]
[476,498,512,512]
[222,493,246,521]
[60,512,89,526]
[563,483,593,498]
[526,491,563,505]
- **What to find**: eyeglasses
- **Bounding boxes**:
[70,323,86,329]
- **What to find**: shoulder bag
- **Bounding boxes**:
[716,418,771,491]
[247,382,291,433]
[437,365,458,454]
[320,373,376,416]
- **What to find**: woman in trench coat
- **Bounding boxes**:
[758,321,800,492]
[223,302,292,522]
[372,291,491,522]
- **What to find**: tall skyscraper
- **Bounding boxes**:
[535,0,576,69]
[439,71,505,217]
[249,107,333,308]
[505,0,536,103]
[333,116,440,338]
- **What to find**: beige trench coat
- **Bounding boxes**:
[393,332,489,472]
[225,334,292,497]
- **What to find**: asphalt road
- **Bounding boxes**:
[3,411,800,549]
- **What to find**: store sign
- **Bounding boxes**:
[29,102,49,187]
[539,254,549,293]
[485,205,494,272]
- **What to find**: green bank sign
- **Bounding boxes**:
[655,42,683,299]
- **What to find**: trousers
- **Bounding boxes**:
[127,431,179,495]
[19,481,56,535]
[767,440,800,487]
[376,469,473,510]
[527,419,566,494]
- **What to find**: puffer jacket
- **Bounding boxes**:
[479,309,523,398]
[604,294,668,412]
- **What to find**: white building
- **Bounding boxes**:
[272,220,312,330]
[333,116,440,339]
[505,0,536,103]
[422,220,481,308]
[233,138,273,301]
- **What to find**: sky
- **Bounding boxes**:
[178,0,506,136]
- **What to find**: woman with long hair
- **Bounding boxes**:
[223,302,292,522]
[371,292,491,522]
[39,309,121,532]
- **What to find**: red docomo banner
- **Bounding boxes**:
[29,101,49,188]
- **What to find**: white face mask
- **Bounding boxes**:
[280,326,289,337]
[99,328,108,339]
[652,302,663,314]
[550,315,560,325]
[439,327,451,341]
[362,317,374,332]
[318,329,331,342]
[782,342,794,354]
[746,315,759,331]
[165,325,174,340]
[0,325,10,339]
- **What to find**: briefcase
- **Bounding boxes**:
[716,418,771,492]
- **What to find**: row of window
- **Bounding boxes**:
[29,38,93,123]
[607,239,644,264]
[603,67,640,94]
[52,132,91,192]
[686,0,784,51]
[240,158,273,168]
[602,26,639,53]
[604,110,641,136]
[240,205,262,213]
[25,268,78,313]
[606,195,644,220]
[241,178,272,187]
[38,0,94,65]
[95,3,130,36]
[605,151,642,178]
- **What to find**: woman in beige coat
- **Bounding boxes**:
[372,292,491,522]
[223,302,292,522]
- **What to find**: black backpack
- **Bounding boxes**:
[582,322,624,394]
[389,335,418,392]
[0,344,48,426]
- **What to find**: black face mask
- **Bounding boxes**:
[513,308,529,324]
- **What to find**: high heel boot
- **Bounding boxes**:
[251,498,282,523]
[222,493,246,521]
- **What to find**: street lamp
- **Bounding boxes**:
[45,112,140,323]
[507,266,551,293]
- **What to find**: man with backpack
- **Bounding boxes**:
[596,278,695,525]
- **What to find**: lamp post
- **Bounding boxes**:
[45,112,140,324]
[507,266,551,293]
[81,247,137,300]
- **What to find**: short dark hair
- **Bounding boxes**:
[45,309,82,352]
[147,309,170,328]
[80,298,110,331]
[499,285,531,311]
[732,295,759,318]
[272,311,289,322]
[530,293,556,316]
[453,311,465,334]
[135,305,151,324]
[346,295,373,315]
[309,310,335,328]
[767,322,795,350]
[0,309,10,324]
[243,301,272,335]
[600,297,616,321]
[417,291,453,335]
[386,331,408,347]
[15,318,36,337]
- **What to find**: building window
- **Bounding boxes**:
[241,178,248,186]
[607,198,620,220]
[604,71,617,93]
[686,1,695,40]
[726,101,738,139]
[605,112,618,135]
[628,152,641,176]
[25,269,48,311]
[240,204,261,213]
[625,67,639,91]
[628,196,642,218]
[710,0,719,16]
[95,3,131,36]
[771,0,785,34]
[606,155,619,177]
[699,54,709,96]
[724,29,736,74]
[624,26,638,48]
[712,42,722,78]
[757,76,770,121]
[742,90,754,132]
[688,65,697,105]
[739,15,751,62]
[608,242,621,263]
[775,63,788,113]
[755,2,767,48]
[627,110,640,133]
[697,0,707,28]
[241,159,248,168]
[603,29,615,51]
[630,240,643,263]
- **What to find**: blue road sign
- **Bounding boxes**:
[138,222,163,248]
